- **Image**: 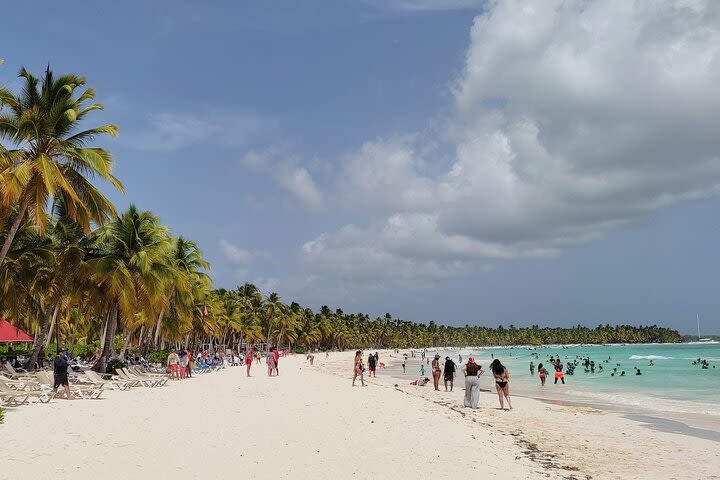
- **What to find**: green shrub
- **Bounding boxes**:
[69,342,96,358]
[294,346,306,354]
[148,350,171,365]
[106,359,126,375]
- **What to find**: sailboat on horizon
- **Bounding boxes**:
[694,314,715,343]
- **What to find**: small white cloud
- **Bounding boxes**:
[241,147,323,209]
[124,110,271,152]
[277,167,323,209]
[219,239,252,264]
[253,277,279,294]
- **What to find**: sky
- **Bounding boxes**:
[2,0,720,334]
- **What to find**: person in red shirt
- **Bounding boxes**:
[245,346,253,377]
[273,346,280,375]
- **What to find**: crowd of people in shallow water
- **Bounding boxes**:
[348,346,717,412]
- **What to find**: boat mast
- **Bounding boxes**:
[697,313,701,341]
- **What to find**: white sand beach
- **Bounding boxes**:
[2,351,719,480]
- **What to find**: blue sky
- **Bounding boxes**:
[2,0,720,334]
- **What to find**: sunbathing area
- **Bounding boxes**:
[0,357,214,407]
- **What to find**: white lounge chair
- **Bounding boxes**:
[0,380,52,405]
[83,370,132,391]
[4,362,35,380]
[128,367,168,386]
[35,371,103,400]
[119,368,164,388]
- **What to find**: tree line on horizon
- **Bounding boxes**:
[0,67,682,373]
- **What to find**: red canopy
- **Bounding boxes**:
[0,319,33,342]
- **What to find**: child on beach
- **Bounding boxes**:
[538,363,547,386]
[420,364,425,376]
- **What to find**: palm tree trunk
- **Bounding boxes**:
[44,306,60,348]
[93,301,118,373]
[153,308,165,347]
[118,325,134,360]
[26,306,55,370]
[0,193,31,266]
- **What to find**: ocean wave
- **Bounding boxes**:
[628,355,672,360]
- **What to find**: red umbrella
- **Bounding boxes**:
[0,319,33,342]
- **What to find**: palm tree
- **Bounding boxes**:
[89,206,173,372]
[150,237,210,349]
[0,67,123,266]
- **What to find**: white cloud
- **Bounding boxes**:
[253,277,279,294]
[300,0,720,288]
[242,147,324,209]
[219,239,252,264]
[125,111,271,152]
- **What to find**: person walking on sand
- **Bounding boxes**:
[443,356,456,392]
[490,359,512,410]
[538,363,547,386]
[245,346,253,376]
[352,350,366,386]
[420,364,425,376]
[52,349,72,399]
[431,354,442,390]
[463,357,484,409]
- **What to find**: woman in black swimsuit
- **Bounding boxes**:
[489,359,512,410]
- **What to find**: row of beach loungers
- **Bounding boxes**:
[0,360,223,407]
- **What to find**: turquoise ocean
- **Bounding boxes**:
[389,343,720,419]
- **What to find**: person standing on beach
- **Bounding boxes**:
[490,359,512,410]
[187,350,195,377]
[273,346,280,376]
[462,357,484,408]
[167,351,180,380]
[402,360,406,373]
[352,350,366,386]
[431,354,442,390]
[420,364,425,376]
[52,349,72,399]
[179,349,189,378]
[538,363,547,386]
[443,356,456,392]
[529,361,535,375]
[266,350,276,376]
[368,352,377,377]
[245,346,253,376]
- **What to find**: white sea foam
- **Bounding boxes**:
[564,389,720,416]
[628,355,672,360]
